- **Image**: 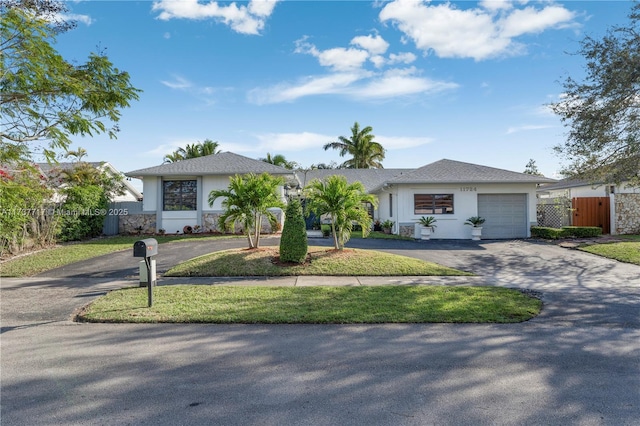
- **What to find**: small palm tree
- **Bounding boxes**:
[304,175,377,250]
[323,122,385,169]
[163,139,220,163]
[208,173,285,249]
[259,153,298,170]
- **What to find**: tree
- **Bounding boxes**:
[323,122,385,169]
[163,139,220,163]
[304,175,377,250]
[279,199,308,263]
[208,173,285,249]
[523,159,544,176]
[259,153,298,170]
[550,3,640,186]
[1,4,141,163]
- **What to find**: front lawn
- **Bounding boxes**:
[78,285,541,324]
[165,246,471,277]
[0,234,239,277]
[579,239,640,265]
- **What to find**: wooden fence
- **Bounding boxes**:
[572,197,610,234]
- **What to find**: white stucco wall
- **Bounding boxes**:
[142,177,158,211]
[382,183,538,239]
[202,175,233,210]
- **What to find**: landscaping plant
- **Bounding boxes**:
[279,199,308,263]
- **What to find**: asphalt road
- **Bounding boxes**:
[1,237,639,425]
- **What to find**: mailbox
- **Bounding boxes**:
[133,238,158,258]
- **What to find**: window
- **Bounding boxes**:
[163,180,197,211]
[414,194,454,214]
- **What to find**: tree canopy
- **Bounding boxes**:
[304,175,377,250]
[208,173,284,249]
[259,153,298,170]
[0,3,141,163]
[163,139,220,163]
[323,122,386,169]
[550,3,640,185]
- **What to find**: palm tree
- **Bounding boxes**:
[323,122,385,169]
[208,173,285,249]
[304,175,377,250]
[163,139,220,163]
[259,153,298,170]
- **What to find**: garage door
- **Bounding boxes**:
[477,194,528,239]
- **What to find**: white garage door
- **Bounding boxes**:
[477,194,528,239]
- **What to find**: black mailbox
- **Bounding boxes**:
[133,238,158,258]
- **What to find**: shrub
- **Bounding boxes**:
[58,185,108,242]
[531,226,602,239]
[279,199,308,263]
[561,226,602,238]
[531,226,566,239]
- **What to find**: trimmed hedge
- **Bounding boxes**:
[279,199,308,263]
[531,226,602,239]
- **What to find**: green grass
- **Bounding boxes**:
[579,239,640,265]
[0,234,239,277]
[165,246,471,277]
[78,285,541,324]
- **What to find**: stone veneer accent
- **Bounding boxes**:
[399,223,415,238]
[203,211,282,234]
[119,213,157,235]
[615,193,640,234]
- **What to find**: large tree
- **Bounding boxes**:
[208,173,285,249]
[0,2,141,163]
[304,175,377,250]
[163,139,220,163]
[550,3,640,186]
[323,122,385,169]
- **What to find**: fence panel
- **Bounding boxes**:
[537,198,572,228]
[572,197,610,234]
[103,201,143,235]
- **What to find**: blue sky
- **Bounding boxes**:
[53,1,633,189]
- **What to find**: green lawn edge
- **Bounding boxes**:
[78,285,542,324]
[165,246,472,277]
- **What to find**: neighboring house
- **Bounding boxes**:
[126,154,554,239]
[537,178,640,234]
[125,152,295,235]
[38,162,143,202]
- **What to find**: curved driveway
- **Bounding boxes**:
[2,237,639,425]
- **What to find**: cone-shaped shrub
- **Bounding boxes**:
[279,199,308,263]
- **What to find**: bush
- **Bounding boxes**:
[531,226,602,239]
[279,199,308,263]
[561,226,602,238]
[58,185,108,242]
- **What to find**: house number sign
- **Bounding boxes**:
[460,186,477,192]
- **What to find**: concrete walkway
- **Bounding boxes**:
[1,238,639,425]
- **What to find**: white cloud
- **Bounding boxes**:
[254,132,333,151]
[351,34,389,55]
[160,75,192,90]
[388,52,416,65]
[59,13,93,26]
[295,38,369,72]
[352,67,458,99]
[379,0,576,60]
[151,0,279,35]
[248,72,366,104]
[376,135,433,149]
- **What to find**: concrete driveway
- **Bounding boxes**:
[1,238,639,425]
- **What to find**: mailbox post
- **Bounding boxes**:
[133,238,158,307]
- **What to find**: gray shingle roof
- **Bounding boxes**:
[385,159,556,185]
[299,168,412,193]
[126,152,293,177]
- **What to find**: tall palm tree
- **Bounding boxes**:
[259,153,298,170]
[163,139,220,163]
[323,122,385,169]
[304,175,377,250]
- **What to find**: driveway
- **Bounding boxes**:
[1,238,639,425]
